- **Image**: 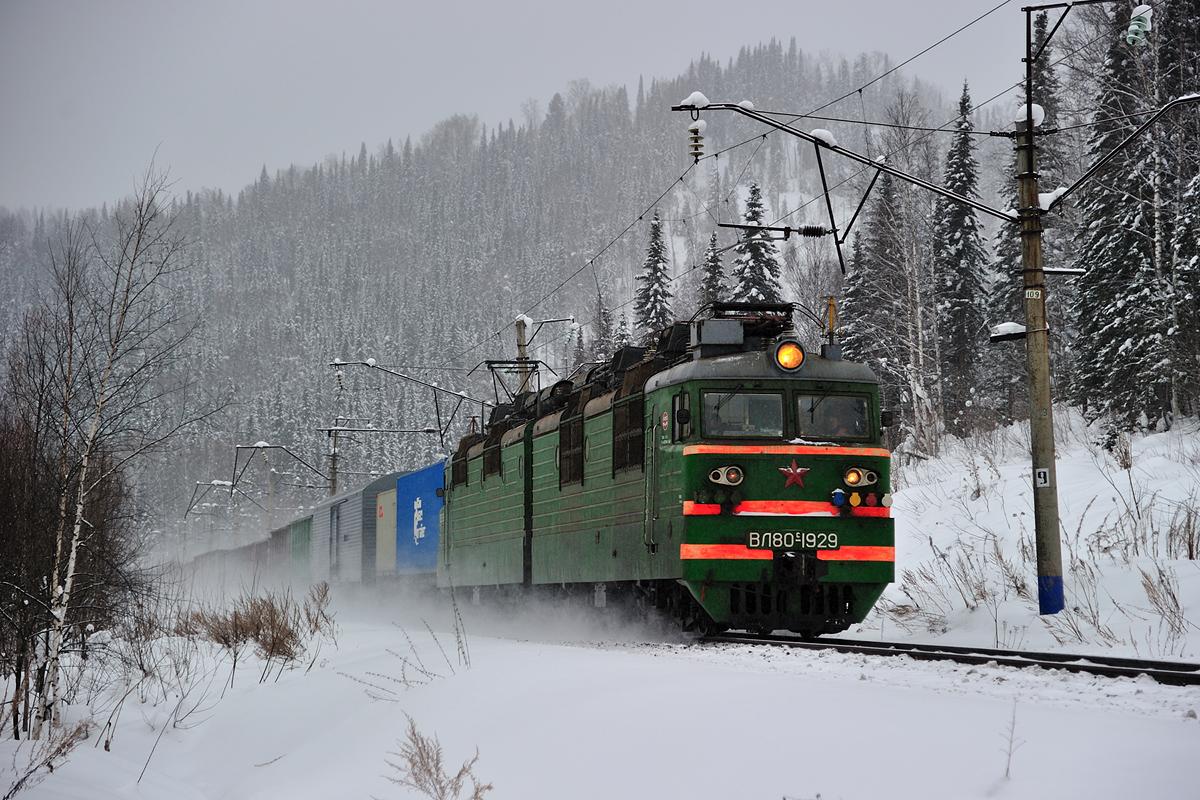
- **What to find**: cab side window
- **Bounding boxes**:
[612,393,645,473]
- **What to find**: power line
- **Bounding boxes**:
[452,1,1021,365]
[557,0,1168,353]
[697,0,1019,165]
[539,233,745,356]
[808,0,1019,114]
[770,0,1167,229]
[725,135,768,199]
[449,162,697,362]
[377,364,478,372]
[1050,51,1200,131]
[522,163,697,319]
[457,0,1161,370]
[752,108,999,137]
[659,134,769,225]
[532,3,1032,363]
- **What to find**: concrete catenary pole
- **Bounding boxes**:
[1018,9,1063,615]
[515,316,532,395]
[328,427,340,497]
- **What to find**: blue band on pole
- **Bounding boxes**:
[1038,575,1064,615]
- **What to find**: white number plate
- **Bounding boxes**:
[747,531,839,550]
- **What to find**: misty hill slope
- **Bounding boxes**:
[3,40,989,528]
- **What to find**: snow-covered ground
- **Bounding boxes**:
[14,619,1199,800]
[6,413,1199,799]
[867,411,1200,660]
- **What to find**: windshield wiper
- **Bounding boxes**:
[803,395,827,421]
[715,383,745,411]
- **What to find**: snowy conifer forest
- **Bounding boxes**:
[0,7,1191,558]
[2,41,968,553]
[1,8,1195,556]
[3,2,1200,795]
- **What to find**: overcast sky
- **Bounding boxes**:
[0,0,1026,211]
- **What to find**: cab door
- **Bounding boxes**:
[644,398,666,546]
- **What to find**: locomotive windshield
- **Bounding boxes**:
[701,390,784,438]
[796,394,870,440]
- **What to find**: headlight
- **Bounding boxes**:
[844,467,877,487]
[773,340,805,372]
[708,466,744,486]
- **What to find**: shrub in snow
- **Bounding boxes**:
[386,715,492,800]
[2,720,89,798]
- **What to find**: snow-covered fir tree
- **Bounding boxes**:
[839,236,871,361]
[730,182,782,303]
[634,211,673,335]
[1173,170,1200,410]
[1157,0,1200,416]
[615,312,632,349]
[592,292,616,361]
[932,81,989,435]
[3,33,1197,533]
[698,231,725,308]
[1029,9,1081,397]
[840,173,906,410]
[1073,3,1164,428]
[570,326,587,372]
[981,10,1073,423]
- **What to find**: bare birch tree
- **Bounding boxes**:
[11,171,222,737]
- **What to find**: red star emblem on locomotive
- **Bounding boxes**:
[779,459,809,488]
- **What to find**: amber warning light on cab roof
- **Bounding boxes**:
[773,340,805,372]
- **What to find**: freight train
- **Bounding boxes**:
[194,303,896,636]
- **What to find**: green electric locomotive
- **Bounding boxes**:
[439,303,894,635]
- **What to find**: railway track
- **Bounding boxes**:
[704,633,1200,687]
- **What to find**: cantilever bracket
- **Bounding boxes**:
[717,222,832,241]
[811,142,847,274]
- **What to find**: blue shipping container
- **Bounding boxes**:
[394,461,444,574]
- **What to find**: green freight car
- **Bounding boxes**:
[439,303,894,635]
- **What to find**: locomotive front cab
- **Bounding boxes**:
[645,305,895,635]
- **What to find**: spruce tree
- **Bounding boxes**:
[839,236,871,362]
[699,231,725,308]
[982,11,1067,423]
[571,326,587,372]
[1159,0,1200,415]
[1031,10,1080,397]
[615,312,632,349]
[592,292,615,361]
[634,211,674,335]
[840,173,906,409]
[1074,3,1163,428]
[932,81,988,435]
[1174,171,1200,410]
[730,182,783,303]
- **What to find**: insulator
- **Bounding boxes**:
[688,132,704,162]
[1126,18,1149,45]
[797,225,827,237]
[1126,6,1153,46]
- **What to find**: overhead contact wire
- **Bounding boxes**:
[770,2,1167,229]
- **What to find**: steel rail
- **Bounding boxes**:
[704,633,1200,687]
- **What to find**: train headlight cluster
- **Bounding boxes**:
[843,467,878,487]
[773,340,805,372]
[709,466,744,486]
